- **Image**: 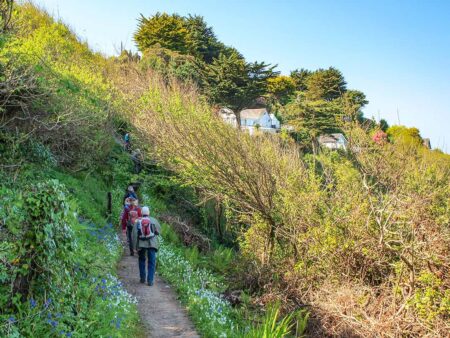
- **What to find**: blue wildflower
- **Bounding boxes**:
[44,298,52,308]
[29,298,36,308]
[66,332,72,337]
[8,316,16,324]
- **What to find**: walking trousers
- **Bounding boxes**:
[138,247,157,284]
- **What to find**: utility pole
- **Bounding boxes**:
[396,108,400,125]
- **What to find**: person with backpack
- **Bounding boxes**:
[131,149,143,174]
[132,206,161,286]
[124,133,130,151]
[120,197,131,234]
[123,185,137,206]
[121,197,141,256]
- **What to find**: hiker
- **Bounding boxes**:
[121,197,141,255]
[124,133,130,151]
[131,149,143,174]
[132,206,161,286]
[119,197,131,232]
[123,185,137,205]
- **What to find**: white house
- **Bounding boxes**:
[239,108,280,134]
[218,107,281,135]
[218,107,237,127]
[318,133,348,150]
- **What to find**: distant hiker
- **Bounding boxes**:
[124,133,130,151]
[123,185,137,205]
[121,197,141,256]
[131,149,143,174]
[132,206,161,286]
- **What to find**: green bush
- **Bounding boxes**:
[242,303,308,338]
[0,153,140,337]
[207,247,234,274]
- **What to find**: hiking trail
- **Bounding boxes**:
[118,233,199,338]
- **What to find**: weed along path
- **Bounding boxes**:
[117,234,199,338]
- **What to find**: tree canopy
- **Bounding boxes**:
[134,13,226,64]
[305,67,347,101]
[290,68,311,91]
[133,11,379,145]
[267,75,296,105]
[202,52,278,114]
[284,94,342,146]
[386,125,422,145]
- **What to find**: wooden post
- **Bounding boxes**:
[107,192,112,220]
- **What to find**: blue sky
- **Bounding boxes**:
[35,0,450,150]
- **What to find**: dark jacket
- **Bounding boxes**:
[122,191,138,205]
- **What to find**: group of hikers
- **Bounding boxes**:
[120,185,161,286]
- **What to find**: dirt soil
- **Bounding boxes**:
[118,234,199,338]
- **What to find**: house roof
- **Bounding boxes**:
[240,108,267,120]
[318,133,347,143]
[218,107,235,116]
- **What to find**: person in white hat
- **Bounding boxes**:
[132,206,161,285]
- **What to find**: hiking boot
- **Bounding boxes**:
[140,278,145,284]
[147,281,153,286]
[130,251,134,256]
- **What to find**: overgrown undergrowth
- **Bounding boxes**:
[0,138,142,337]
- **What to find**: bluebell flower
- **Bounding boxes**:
[66,333,72,337]
[44,298,52,308]
[8,316,16,324]
[29,298,36,308]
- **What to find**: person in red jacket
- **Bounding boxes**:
[121,197,142,256]
[121,198,132,231]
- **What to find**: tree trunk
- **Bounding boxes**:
[215,198,223,241]
[235,111,242,130]
[267,221,276,264]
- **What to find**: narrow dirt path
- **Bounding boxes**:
[118,234,199,338]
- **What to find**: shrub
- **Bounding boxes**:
[0,164,140,337]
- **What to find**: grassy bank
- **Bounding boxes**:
[0,139,141,337]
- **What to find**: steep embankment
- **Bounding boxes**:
[0,154,142,337]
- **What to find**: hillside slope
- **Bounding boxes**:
[1,3,449,337]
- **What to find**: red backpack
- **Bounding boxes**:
[139,218,155,239]
[127,208,139,228]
